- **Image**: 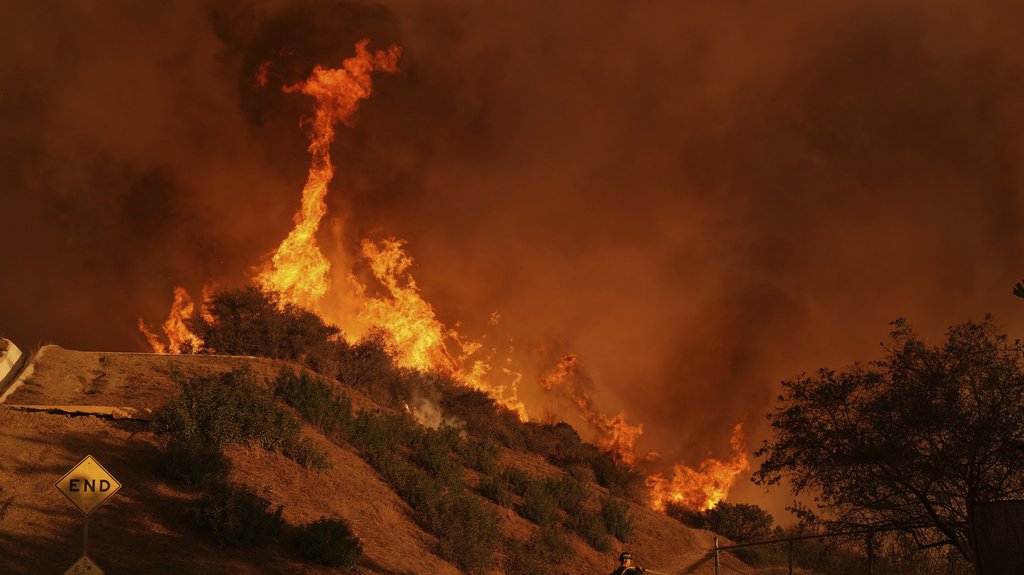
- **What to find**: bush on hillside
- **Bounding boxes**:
[273,368,353,439]
[350,410,418,458]
[518,479,560,526]
[283,437,331,471]
[477,474,515,508]
[433,492,501,574]
[567,463,596,484]
[458,438,500,475]
[600,496,634,542]
[189,287,345,378]
[524,422,603,466]
[504,525,574,575]
[500,467,533,496]
[569,508,612,552]
[194,482,284,548]
[705,502,775,543]
[162,436,230,486]
[665,502,703,529]
[590,454,648,502]
[440,385,524,449]
[386,456,449,521]
[547,475,589,515]
[336,330,410,406]
[410,425,464,487]
[161,368,297,448]
[160,368,327,469]
[360,446,499,574]
[666,501,774,544]
[294,517,363,568]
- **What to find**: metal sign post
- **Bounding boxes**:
[714,537,719,575]
[56,455,121,575]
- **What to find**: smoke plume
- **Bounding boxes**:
[4,0,1024,517]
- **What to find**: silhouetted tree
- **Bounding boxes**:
[755,317,1024,571]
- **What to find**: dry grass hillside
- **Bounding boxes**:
[0,345,753,574]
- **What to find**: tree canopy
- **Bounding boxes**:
[755,317,1024,566]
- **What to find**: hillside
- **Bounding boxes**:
[0,344,753,574]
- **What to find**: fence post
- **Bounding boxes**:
[714,537,719,575]
[867,531,874,575]
[788,538,794,575]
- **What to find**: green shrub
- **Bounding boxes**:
[567,463,596,484]
[666,501,774,544]
[189,286,345,378]
[477,475,515,508]
[590,454,647,502]
[350,410,418,458]
[294,517,363,568]
[458,438,500,475]
[600,496,634,542]
[364,450,409,484]
[500,467,533,496]
[160,368,327,469]
[274,368,353,439]
[410,426,463,487]
[524,422,603,466]
[665,501,705,529]
[392,462,447,520]
[336,330,409,406]
[194,482,283,547]
[704,502,775,543]
[569,509,611,552]
[284,437,331,471]
[363,445,498,574]
[439,385,525,449]
[160,368,299,449]
[518,480,560,526]
[547,475,588,515]
[162,436,229,486]
[433,492,501,574]
[504,525,574,575]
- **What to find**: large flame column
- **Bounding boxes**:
[258,40,401,309]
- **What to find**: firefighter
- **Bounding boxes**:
[609,551,645,575]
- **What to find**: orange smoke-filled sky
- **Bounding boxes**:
[3,0,1024,518]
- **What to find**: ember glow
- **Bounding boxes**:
[646,424,751,512]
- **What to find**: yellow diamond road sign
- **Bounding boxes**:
[55,455,121,516]
[65,555,103,575]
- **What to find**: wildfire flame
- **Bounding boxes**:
[352,238,457,372]
[257,40,401,309]
[646,423,750,512]
[350,238,529,419]
[138,286,204,354]
[254,40,527,418]
[139,40,750,513]
[540,354,644,464]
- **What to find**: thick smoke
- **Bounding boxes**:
[3,0,1024,517]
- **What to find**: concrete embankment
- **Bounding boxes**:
[0,338,27,403]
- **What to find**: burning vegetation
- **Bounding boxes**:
[138,40,747,514]
[646,424,750,512]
